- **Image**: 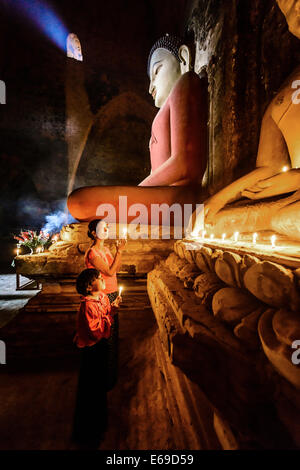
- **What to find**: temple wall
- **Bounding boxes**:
[187,0,300,194]
[0,0,189,233]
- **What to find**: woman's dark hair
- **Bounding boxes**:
[87,219,103,240]
[76,268,100,296]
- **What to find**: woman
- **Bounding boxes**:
[84,219,126,389]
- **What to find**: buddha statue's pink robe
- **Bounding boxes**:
[67,72,208,223]
[140,71,208,186]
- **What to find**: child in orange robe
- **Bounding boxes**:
[72,268,121,445]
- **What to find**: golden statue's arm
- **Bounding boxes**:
[203,105,291,224]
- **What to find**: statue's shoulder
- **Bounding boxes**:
[172,71,206,101]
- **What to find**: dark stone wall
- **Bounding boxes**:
[0,0,189,233]
[187,0,300,194]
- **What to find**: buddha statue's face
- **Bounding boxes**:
[276,0,300,39]
[149,48,181,108]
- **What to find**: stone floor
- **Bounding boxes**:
[0,275,219,450]
[0,274,40,328]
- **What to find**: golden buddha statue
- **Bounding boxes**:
[192,0,300,241]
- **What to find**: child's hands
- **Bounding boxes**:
[117,239,127,251]
[112,295,122,308]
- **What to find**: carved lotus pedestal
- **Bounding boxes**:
[14,223,174,313]
[148,237,300,449]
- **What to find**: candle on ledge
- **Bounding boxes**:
[271,235,277,249]
[253,233,258,245]
[16,245,20,256]
[122,227,127,239]
[210,234,215,241]
[222,233,226,242]
[119,286,123,297]
[233,231,239,243]
[201,230,207,239]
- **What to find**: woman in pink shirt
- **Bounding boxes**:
[84,219,126,389]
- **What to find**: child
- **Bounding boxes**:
[72,268,121,445]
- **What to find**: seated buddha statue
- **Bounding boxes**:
[67,34,208,224]
[191,0,300,242]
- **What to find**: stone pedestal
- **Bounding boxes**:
[147,238,300,448]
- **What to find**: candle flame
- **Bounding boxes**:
[234,232,239,242]
[210,234,214,240]
[253,233,258,244]
[119,286,123,296]
[282,166,289,173]
[202,230,207,238]
[222,233,226,241]
[271,235,277,248]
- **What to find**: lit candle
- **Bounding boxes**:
[253,233,258,244]
[222,233,226,242]
[234,232,239,243]
[16,245,20,256]
[201,230,207,239]
[122,227,127,238]
[210,234,214,241]
[282,166,289,173]
[119,286,123,297]
[36,247,41,254]
[271,235,277,249]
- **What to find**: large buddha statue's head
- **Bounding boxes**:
[147,34,192,108]
[276,0,300,39]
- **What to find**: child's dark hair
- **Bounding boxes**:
[87,219,103,240]
[76,268,100,296]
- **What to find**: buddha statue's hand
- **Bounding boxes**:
[204,195,227,224]
[188,195,225,235]
[241,170,300,200]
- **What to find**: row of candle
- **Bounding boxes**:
[189,231,278,249]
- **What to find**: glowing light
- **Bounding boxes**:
[253,233,258,244]
[16,245,20,256]
[190,231,199,239]
[201,230,207,239]
[234,232,239,243]
[222,233,226,241]
[123,227,127,238]
[282,166,289,173]
[271,235,277,249]
[13,0,69,51]
[210,234,214,240]
[119,286,123,297]
[67,33,83,61]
